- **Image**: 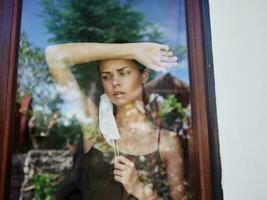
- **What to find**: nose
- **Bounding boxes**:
[112,77,121,87]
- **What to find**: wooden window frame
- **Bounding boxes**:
[0,0,223,199]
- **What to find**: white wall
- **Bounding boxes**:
[209,0,267,199]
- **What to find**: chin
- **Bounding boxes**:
[111,99,128,107]
[111,97,139,107]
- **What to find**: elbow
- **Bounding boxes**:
[45,45,68,67]
[45,45,58,67]
[45,45,57,59]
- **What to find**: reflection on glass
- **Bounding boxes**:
[10,0,193,200]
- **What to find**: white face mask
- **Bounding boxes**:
[99,93,120,148]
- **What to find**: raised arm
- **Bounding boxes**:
[45,42,177,71]
[45,43,139,66]
[44,43,113,124]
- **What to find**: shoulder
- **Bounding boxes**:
[159,128,182,149]
[81,123,112,153]
[158,128,183,163]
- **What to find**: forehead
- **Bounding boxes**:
[99,59,138,72]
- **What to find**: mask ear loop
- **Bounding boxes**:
[113,140,120,158]
[113,140,117,157]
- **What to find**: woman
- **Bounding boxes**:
[45,43,185,200]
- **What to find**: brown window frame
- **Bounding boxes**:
[0,0,223,199]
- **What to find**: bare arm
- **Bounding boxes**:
[45,42,177,72]
[45,44,103,124]
[45,43,139,66]
[160,130,186,200]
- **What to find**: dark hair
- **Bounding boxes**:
[132,60,147,73]
[104,39,148,73]
[98,59,148,74]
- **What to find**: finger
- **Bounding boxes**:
[116,156,134,168]
[161,56,177,63]
[160,45,169,51]
[152,59,172,71]
[159,62,178,68]
[114,169,123,177]
[150,64,167,72]
[161,51,173,57]
[114,175,123,183]
[114,162,127,171]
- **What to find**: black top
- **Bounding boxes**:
[55,132,171,200]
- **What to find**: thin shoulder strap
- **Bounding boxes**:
[157,126,161,150]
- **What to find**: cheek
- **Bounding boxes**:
[128,74,143,89]
[128,81,142,93]
[101,80,112,93]
[128,87,142,102]
[125,78,143,98]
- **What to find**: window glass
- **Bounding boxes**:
[10,1,194,199]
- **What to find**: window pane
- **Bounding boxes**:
[10,1,194,199]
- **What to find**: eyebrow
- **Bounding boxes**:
[101,67,129,74]
[117,67,129,72]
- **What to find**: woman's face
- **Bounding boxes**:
[99,59,147,106]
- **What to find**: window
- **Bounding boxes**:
[0,0,222,199]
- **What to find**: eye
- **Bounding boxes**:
[101,74,112,80]
[120,70,130,76]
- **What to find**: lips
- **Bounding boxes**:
[113,91,126,98]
